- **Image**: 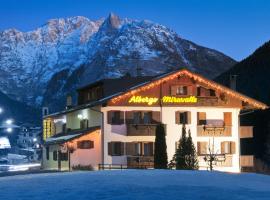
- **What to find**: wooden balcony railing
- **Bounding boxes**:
[197,96,219,106]
[240,126,253,138]
[127,156,154,168]
[127,124,166,136]
[197,126,232,137]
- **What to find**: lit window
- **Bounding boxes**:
[176,86,187,95]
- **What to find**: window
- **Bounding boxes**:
[221,141,235,154]
[135,143,141,156]
[176,86,187,95]
[197,142,208,155]
[80,119,89,129]
[143,143,154,156]
[223,112,232,126]
[112,111,121,124]
[60,152,68,161]
[197,87,210,97]
[46,146,49,160]
[108,142,124,156]
[143,112,151,124]
[126,142,141,156]
[133,112,141,124]
[209,89,216,97]
[53,151,57,161]
[77,140,94,149]
[175,111,191,124]
[197,112,206,125]
[107,111,124,125]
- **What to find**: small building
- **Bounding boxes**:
[42,69,267,172]
[17,124,42,161]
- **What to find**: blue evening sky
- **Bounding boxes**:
[0,0,269,61]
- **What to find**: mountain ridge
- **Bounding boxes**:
[0,13,236,112]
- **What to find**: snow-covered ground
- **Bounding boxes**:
[0,170,269,200]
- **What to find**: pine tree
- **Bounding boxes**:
[154,123,168,169]
[185,129,199,170]
[175,124,188,169]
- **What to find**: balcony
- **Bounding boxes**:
[127,124,166,136]
[197,125,232,137]
[240,126,253,138]
[127,156,154,168]
[197,96,219,106]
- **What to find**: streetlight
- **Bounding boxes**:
[6,127,12,133]
[5,119,13,125]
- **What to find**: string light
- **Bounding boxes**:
[110,69,268,109]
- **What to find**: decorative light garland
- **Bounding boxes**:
[110,69,268,109]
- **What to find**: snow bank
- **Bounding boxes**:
[0,170,269,200]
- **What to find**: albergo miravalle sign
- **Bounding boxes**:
[128,95,198,105]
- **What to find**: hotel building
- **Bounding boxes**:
[42,69,267,172]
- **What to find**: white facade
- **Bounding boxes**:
[102,106,241,172]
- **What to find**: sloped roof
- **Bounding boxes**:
[44,126,100,145]
[45,68,268,118]
[110,69,268,110]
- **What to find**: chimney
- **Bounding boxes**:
[66,95,73,109]
[42,107,49,116]
[229,75,237,91]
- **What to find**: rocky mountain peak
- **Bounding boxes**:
[0,14,236,112]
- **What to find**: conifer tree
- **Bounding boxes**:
[154,123,168,169]
[172,125,199,170]
[175,124,188,169]
[185,129,199,170]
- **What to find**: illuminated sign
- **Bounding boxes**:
[128,96,158,105]
[162,96,197,103]
[128,95,197,105]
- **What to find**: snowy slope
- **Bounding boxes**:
[0,170,269,200]
[0,13,236,110]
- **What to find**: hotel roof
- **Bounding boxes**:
[44,68,268,118]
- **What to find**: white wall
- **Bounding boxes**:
[101,106,241,172]
[66,108,102,130]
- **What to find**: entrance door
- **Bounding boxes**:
[58,151,61,170]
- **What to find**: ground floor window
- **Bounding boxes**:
[53,151,57,161]
[46,146,49,160]
[108,142,124,156]
[77,140,94,149]
[60,152,68,161]
[143,143,154,156]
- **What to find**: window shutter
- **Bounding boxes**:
[107,111,113,124]
[201,142,207,154]
[221,142,225,154]
[197,142,201,155]
[175,111,180,124]
[171,86,177,95]
[230,142,236,154]
[152,111,161,124]
[108,142,112,155]
[224,112,232,126]
[197,112,206,125]
[187,111,191,124]
[120,111,124,124]
[120,142,125,155]
[187,86,193,95]
[125,111,134,124]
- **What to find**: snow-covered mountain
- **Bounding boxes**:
[0,13,236,112]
